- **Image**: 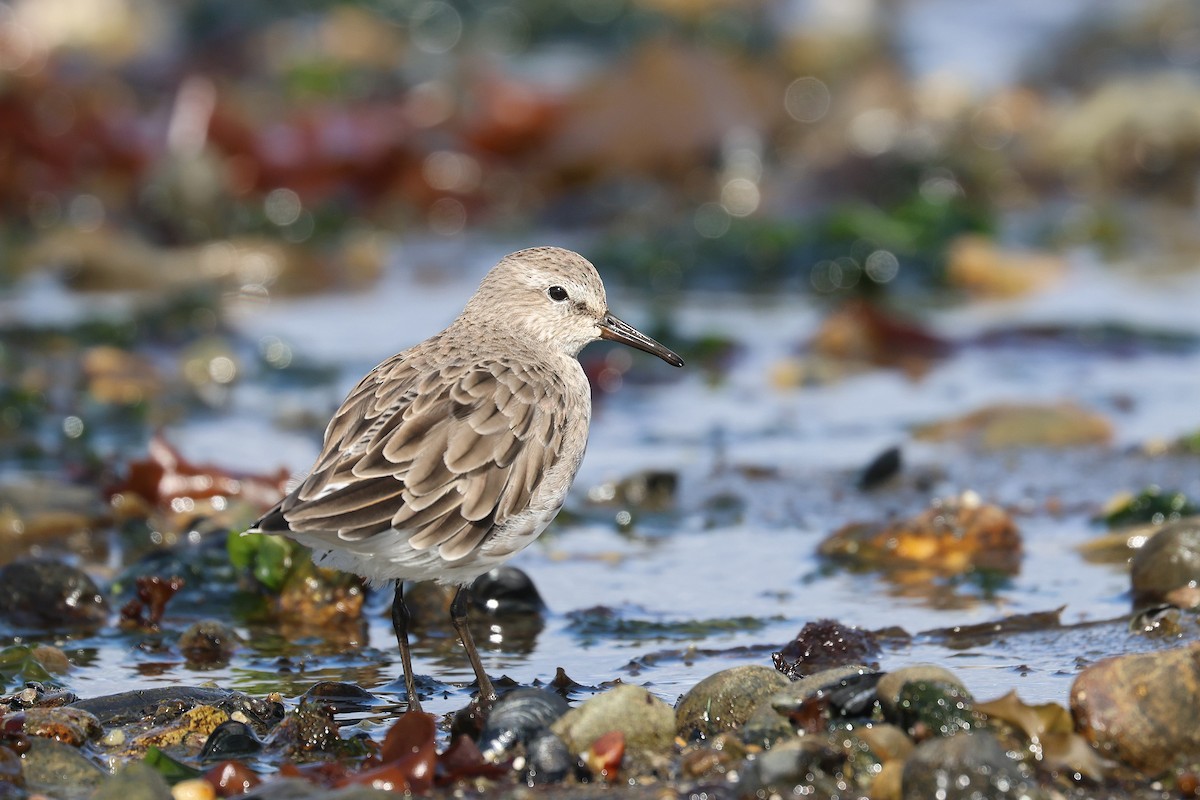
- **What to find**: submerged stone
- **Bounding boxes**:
[740,735,855,799]
[1130,518,1200,606]
[901,730,1032,800]
[178,619,242,664]
[91,760,171,800]
[11,705,102,747]
[0,558,109,630]
[20,736,105,799]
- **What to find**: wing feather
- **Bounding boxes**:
[271,353,569,561]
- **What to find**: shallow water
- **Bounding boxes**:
[24,239,1183,723]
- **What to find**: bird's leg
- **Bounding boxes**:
[390,582,422,712]
[450,585,496,705]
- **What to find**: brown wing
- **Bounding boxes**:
[256,354,565,562]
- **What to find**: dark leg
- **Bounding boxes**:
[450,585,496,705]
[390,582,422,712]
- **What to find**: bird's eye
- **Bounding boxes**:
[548,286,569,302]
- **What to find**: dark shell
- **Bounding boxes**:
[857,445,902,491]
[200,720,263,762]
[479,688,568,761]
[525,731,572,784]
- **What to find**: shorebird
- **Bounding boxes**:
[250,247,683,710]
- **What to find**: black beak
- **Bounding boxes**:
[598,312,684,368]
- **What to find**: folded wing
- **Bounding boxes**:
[254,354,564,562]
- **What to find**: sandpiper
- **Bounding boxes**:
[250,246,683,710]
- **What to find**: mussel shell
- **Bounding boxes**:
[479,687,568,761]
[525,731,572,784]
[200,719,264,761]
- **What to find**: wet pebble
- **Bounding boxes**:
[900,730,1033,800]
[268,704,358,759]
[675,664,791,742]
[740,735,852,799]
[0,746,20,787]
[913,401,1112,449]
[678,733,745,780]
[877,666,978,739]
[20,735,106,799]
[171,778,216,800]
[470,566,546,616]
[29,644,71,676]
[819,493,1021,575]
[587,469,678,512]
[479,687,568,762]
[178,619,242,664]
[10,705,102,746]
[876,665,966,721]
[203,760,261,796]
[1071,642,1200,773]
[1130,518,1200,606]
[91,760,171,800]
[0,558,109,630]
[551,684,675,773]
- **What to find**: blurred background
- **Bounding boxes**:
[3,0,1200,719]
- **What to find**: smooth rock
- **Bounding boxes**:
[901,730,1033,800]
[178,619,241,664]
[912,401,1111,449]
[70,686,283,734]
[1130,518,1200,605]
[876,665,967,720]
[470,566,546,616]
[551,684,674,765]
[0,746,20,787]
[12,705,102,746]
[1071,642,1200,773]
[20,736,105,799]
[91,760,171,800]
[0,558,109,630]
[740,735,851,798]
[676,665,791,742]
